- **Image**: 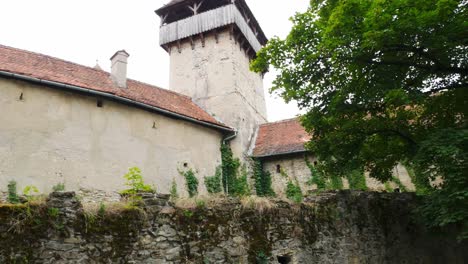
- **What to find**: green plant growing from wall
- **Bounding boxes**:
[329,175,344,190]
[252,159,275,197]
[391,176,408,192]
[404,162,431,195]
[347,169,368,191]
[235,165,251,197]
[180,168,199,198]
[120,167,155,195]
[256,251,269,264]
[286,180,303,203]
[305,159,327,190]
[22,185,39,201]
[7,181,20,204]
[52,183,65,192]
[204,166,222,194]
[170,178,179,199]
[221,143,241,196]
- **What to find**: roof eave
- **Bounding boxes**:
[0,70,234,134]
[252,149,310,159]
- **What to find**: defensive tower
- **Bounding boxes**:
[156,0,268,158]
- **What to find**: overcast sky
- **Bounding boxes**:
[0,0,310,122]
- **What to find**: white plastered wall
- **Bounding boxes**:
[0,78,223,197]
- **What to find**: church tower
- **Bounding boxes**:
[156,0,268,159]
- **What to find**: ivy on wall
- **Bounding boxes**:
[221,143,241,196]
[205,166,223,194]
[179,169,199,198]
[346,169,368,191]
[252,159,275,197]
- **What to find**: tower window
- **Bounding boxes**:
[276,164,281,173]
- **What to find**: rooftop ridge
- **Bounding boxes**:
[0,44,107,75]
[261,117,302,126]
[0,44,193,101]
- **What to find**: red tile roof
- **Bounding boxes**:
[253,118,311,157]
[0,44,231,131]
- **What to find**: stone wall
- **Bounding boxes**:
[0,78,224,196]
[0,191,466,264]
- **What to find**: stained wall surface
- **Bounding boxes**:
[168,29,267,160]
[0,78,223,196]
[263,154,416,194]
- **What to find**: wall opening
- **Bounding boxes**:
[97,100,104,108]
[19,92,24,101]
[276,164,281,173]
[277,255,292,264]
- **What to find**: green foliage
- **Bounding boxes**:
[404,163,431,195]
[255,251,269,264]
[196,199,206,209]
[220,144,252,197]
[329,174,344,190]
[204,166,223,194]
[180,169,199,198]
[306,159,344,190]
[252,0,467,239]
[98,202,106,217]
[170,178,179,200]
[235,165,251,197]
[286,181,303,203]
[221,143,241,195]
[346,169,368,191]
[384,182,393,193]
[7,181,19,204]
[391,176,408,192]
[183,209,194,218]
[22,185,39,201]
[252,159,275,197]
[305,159,326,190]
[48,207,60,218]
[52,183,65,192]
[120,167,154,195]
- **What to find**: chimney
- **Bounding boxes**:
[110,50,130,88]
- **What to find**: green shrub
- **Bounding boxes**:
[52,183,65,192]
[180,169,199,198]
[235,165,251,197]
[253,159,275,197]
[7,181,19,204]
[346,169,368,191]
[170,178,179,199]
[305,159,327,190]
[391,176,408,192]
[204,166,222,194]
[286,181,303,203]
[120,167,155,195]
[221,143,241,195]
[23,185,39,201]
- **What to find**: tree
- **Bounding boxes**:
[252,0,467,239]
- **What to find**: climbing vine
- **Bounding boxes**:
[221,143,241,196]
[286,180,303,203]
[346,169,368,191]
[252,159,275,197]
[180,169,199,198]
[204,166,223,194]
